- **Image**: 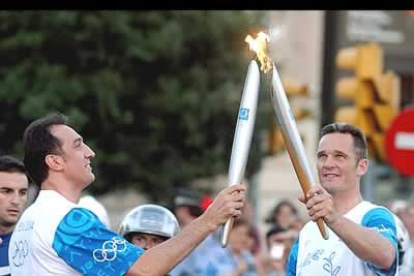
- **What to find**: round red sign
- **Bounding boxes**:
[385,107,414,176]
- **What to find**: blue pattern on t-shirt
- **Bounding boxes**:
[361,207,398,276]
[53,207,144,276]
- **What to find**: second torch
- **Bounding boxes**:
[220,60,260,247]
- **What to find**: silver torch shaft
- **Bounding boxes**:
[270,62,329,240]
[221,60,260,247]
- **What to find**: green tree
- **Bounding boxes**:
[0,11,269,202]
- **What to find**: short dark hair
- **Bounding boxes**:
[173,188,201,208]
[187,205,204,217]
[173,188,204,217]
[266,225,287,248]
[320,122,368,161]
[0,155,26,175]
[23,113,67,187]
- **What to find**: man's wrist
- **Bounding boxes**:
[196,213,217,234]
[327,215,345,229]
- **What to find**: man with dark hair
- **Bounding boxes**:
[0,155,29,276]
[9,113,246,276]
[286,122,398,276]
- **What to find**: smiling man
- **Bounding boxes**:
[286,122,398,276]
[0,155,29,276]
[9,113,245,276]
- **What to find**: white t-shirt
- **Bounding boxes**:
[286,201,398,276]
[9,190,143,276]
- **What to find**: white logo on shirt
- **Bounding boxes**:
[370,224,394,235]
[92,237,127,262]
[12,240,29,267]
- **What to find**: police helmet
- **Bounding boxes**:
[118,204,180,241]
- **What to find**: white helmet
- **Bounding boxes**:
[394,214,411,266]
[118,204,180,241]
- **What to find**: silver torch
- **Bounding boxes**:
[270,62,329,240]
[220,60,260,247]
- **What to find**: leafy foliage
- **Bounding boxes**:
[0,11,269,202]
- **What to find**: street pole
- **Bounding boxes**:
[362,159,376,202]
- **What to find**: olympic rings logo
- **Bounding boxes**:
[93,237,127,262]
[12,240,29,267]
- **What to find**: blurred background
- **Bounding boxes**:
[0,10,413,237]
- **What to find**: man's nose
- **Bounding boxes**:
[10,192,22,205]
[323,155,336,168]
[85,144,96,158]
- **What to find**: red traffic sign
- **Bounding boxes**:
[385,107,414,176]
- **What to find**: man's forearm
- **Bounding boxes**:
[127,215,215,276]
[329,216,395,269]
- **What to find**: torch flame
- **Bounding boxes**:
[245,32,273,73]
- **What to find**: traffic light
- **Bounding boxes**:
[268,77,310,155]
[334,43,401,162]
[268,122,285,155]
[371,71,401,160]
[282,76,311,120]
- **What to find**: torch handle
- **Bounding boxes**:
[299,173,329,239]
[283,131,329,239]
[316,218,328,238]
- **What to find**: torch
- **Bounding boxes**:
[270,61,328,240]
[220,60,260,247]
[247,32,329,240]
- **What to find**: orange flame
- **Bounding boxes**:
[245,32,273,73]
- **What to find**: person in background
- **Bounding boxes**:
[245,222,267,276]
[78,194,111,229]
[200,195,213,215]
[173,188,204,228]
[265,200,300,231]
[398,203,414,275]
[265,200,302,252]
[0,156,29,276]
[286,122,398,276]
[9,113,246,276]
[170,188,222,276]
[119,204,179,252]
[246,224,262,257]
[203,217,261,276]
[263,225,296,276]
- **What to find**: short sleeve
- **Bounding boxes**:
[286,237,299,276]
[52,207,144,276]
[361,207,398,276]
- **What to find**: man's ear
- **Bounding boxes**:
[357,158,369,177]
[45,154,64,172]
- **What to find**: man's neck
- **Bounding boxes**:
[41,177,83,204]
[0,225,14,235]
[332,189,364,216]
